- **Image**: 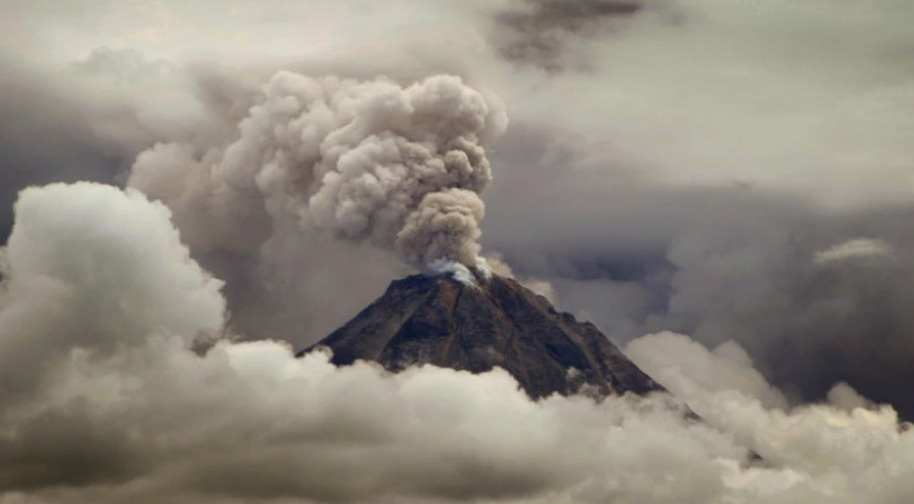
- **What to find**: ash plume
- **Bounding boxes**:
[130,72,506,268]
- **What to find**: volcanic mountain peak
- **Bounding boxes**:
[300,270,664,399]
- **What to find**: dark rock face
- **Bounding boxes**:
[299,273,664,399]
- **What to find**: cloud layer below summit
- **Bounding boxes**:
[0,181,908,504]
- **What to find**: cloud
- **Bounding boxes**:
[473,0,914,417]
[130,71,506,268]
[493,0,644,70]
[0,182,224,403]
[1,4,914,502]
[626,332,788,410]
[814,238,896,265]
[0,183,912,504]
[11,0,914,416]
[124,70,507,346]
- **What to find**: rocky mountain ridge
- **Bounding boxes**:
[299,271,664,399]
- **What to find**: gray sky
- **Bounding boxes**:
[9,0,913,410]
[3,1,914,503]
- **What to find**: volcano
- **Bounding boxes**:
[298,270,664,399]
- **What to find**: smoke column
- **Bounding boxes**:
[130,72,507,268]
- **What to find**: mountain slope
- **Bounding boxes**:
[299,272,664,399]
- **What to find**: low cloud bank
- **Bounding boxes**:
[0,183,911,504]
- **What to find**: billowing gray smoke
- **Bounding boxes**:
[130,72,506,268]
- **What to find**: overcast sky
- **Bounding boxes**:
[2,2,914,502]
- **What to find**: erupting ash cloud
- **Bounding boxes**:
[130,72,506,268]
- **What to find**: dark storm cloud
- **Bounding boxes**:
[483,149,914,417]
[0,59,124,242]
[0,48,258,245]
[476,0,914,418]
[494,0,647,70]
